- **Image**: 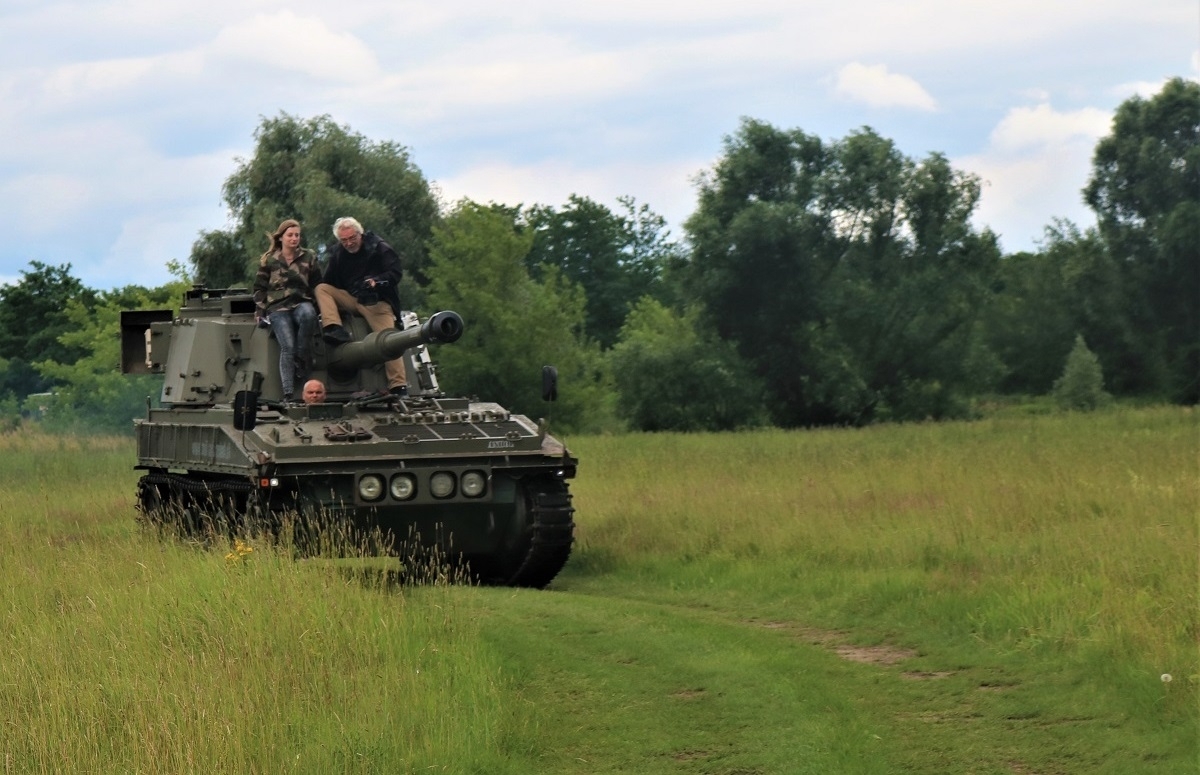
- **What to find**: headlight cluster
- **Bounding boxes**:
[356,470,487,501]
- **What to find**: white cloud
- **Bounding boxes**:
[352,41,647,123]
[0,174,91,232]
[833,63,937,111]
[988,103,1111,152]
[1112,67,1200,100]
[4,51,205,116]
[0,117,234,287]
[40,57,160,102]
[87,149,235,287]
[99,204,227,288]
[208,11,380,82]
[434,157,702,237]
[1110,80,1169,99]
[963,149,1096,250]
[958,102,1112,252]
[0,0,1194,286]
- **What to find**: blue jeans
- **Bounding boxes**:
[268,302,317,398]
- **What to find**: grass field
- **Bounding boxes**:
[0,406,1195,773]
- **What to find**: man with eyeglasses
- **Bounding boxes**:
[314,216,408,396]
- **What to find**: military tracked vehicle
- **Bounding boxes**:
[120,285,577,588]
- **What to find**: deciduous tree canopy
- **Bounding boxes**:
[425,201,614,433]
[0,262,97,399]
[1083,77,1200,402]
[7,90,1196,435]
[191,113,438,310]
[685,120,1001,426]
[524,195,679,349]
[608,298,765,431]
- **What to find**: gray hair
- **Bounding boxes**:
[332,217,364,238]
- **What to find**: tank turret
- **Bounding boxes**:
[121,285,467,405]
[120,286,576,588]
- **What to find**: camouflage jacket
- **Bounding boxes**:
[253,248,323,316]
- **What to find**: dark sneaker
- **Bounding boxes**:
[322,325,352,345]
[389,385,409,398]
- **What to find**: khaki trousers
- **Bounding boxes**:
[314,283,406,389]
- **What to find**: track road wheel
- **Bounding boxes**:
[487,476,575,589]
[135,476,167,526]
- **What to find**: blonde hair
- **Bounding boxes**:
[259,219,302,266]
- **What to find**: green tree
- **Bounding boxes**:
[1052,334,1110,410]
[0,262,98,400]
[525,195,679,349]
[193,114,438,307]
[609,298,766,431]
[0,389,19,432]
[1083,77,1200,402]
[189,229,246,289]
[685,120,1001,426]
[984,221,1136,395]
[0,358,43,403]
[984,248,1073,394]
[425,201,616,433]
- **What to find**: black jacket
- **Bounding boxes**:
[323,231,403,317]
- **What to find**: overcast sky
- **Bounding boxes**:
[1,1,1195,290]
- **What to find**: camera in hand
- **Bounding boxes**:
[352,277,388,306]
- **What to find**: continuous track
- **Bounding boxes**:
[505,476,576,588]
[136,471,577,589]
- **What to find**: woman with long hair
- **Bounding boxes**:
[252,219,322,402]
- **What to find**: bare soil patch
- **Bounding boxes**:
[753,620,963,676]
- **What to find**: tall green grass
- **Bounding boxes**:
[0,431,516,774]
[567,406,1197,722]
[1,407,1195,773]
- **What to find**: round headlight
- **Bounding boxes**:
[429,472,456,499]
[390,474,416,500]
[461,470,486,498]
[358,474,384,501]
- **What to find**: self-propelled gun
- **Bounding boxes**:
[121,285,576,588]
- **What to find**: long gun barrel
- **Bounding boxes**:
[326,310,464,380]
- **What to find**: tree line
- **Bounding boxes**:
[1,78,1195,435]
